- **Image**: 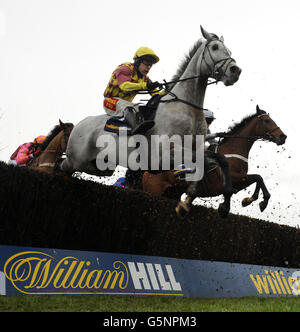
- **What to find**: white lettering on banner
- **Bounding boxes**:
[128,262,182,291]
[166,264,182,291]
[0,271,6,295]
[128,262,151,290]
[146,263,160,290]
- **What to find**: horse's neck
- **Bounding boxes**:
[39,134,62,161]
[168,46,208,108]
[220,121,257,157]
[153,44,208,137]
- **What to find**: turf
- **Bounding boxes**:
[0,295,300,312]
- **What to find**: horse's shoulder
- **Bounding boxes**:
[75,114,108,127]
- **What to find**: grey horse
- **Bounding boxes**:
[60,26,241,216]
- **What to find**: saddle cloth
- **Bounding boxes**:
[113,177,128,188]
[104,94,163,135]
[104,116,132,135]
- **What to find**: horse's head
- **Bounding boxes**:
[254,105,287,145]
[200,26,242,86]
[59,119,74,152]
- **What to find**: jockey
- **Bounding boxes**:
[204,109,217,144]
[103,46,162,135]
[8,135,46,166]
[204,109,225,150]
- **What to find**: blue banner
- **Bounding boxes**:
[0,245,299,297]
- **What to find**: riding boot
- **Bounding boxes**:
[124,107,155,135]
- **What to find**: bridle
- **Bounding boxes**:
[214,114,282,164]
[158,38,237,110]
[256,114,281,141]
[219,114,281,141]
[202,39,236,82]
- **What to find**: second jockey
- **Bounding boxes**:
[8,135,46,166]
[204,109,226,149]
[103,46,161,135]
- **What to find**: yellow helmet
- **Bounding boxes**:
[133,46,160,64]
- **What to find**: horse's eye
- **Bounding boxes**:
[212,44,219,51]
[264,119,270,124]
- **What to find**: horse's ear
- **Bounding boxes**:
[256,105,262,114]
[200,25,212,42]
[59,119,65,127]
[220,35,224,42]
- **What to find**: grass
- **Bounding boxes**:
[0,295,300,312]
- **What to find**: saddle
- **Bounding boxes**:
[104,94,163,135]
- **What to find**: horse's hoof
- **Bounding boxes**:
[176,202,190,219]
[259,201,268,212]
[218,204,229,218]
[242,197,254,207]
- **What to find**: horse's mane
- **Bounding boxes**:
[167,39,204,90]
[222,110,267,142]
[39,122,73,151]
[39,125,62,151]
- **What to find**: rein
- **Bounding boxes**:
[136,38,235,112]
[214,118,281,163]
[162,75,218,87]
[158,89,204,111]
[163,39,235,88]
[42,149,57,153]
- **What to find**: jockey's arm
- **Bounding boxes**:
[205,132,218,141]
[119,80,164,97]
[115,66,148,92]
[205,132,226,145]
[15,143,34,165]
[119,81,148,92]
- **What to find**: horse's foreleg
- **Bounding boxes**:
[209,152,233,218]
[175,158,210,219]
[59,157,74,173]
[255,175,271,212]
[240,174,271,212]
[176,179,202,219]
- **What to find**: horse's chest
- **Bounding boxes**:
[229,160,248,175]
[191,112,206,135]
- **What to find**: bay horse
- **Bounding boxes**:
[59,26,241,213]
[142,106,287,218]
[28,120,74,174]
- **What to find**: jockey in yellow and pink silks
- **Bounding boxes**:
[103,46,161,135]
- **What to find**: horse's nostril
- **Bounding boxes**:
[280,134,287,141]
[230,66,240,74]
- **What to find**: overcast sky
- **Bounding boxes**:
[1,0,300,227]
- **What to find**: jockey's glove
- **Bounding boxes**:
[147,81,163,91]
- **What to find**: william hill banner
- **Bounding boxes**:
[0,245,299,297]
